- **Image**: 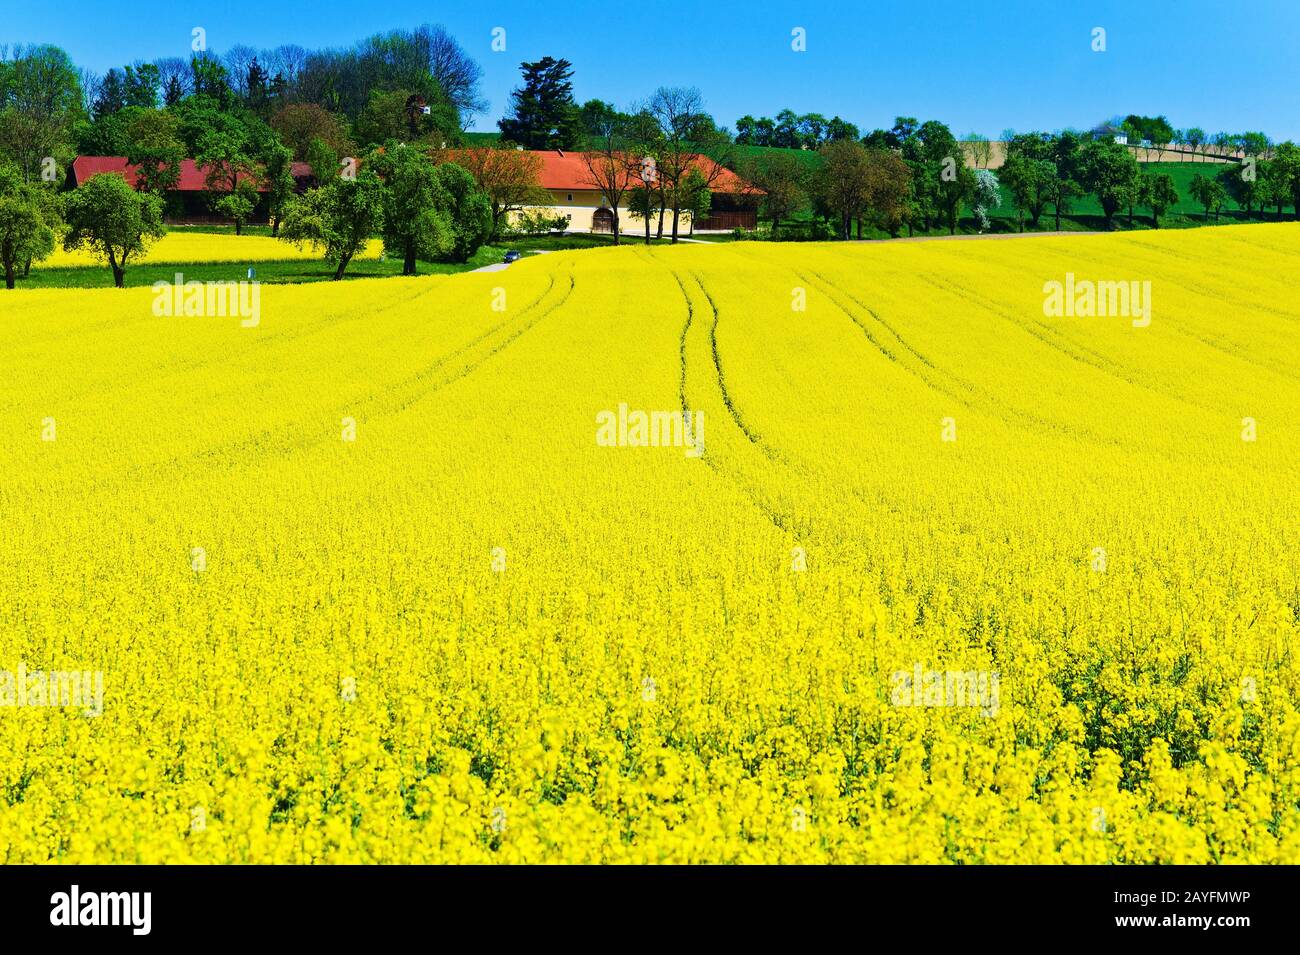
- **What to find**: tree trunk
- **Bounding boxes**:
[656,203,665,239]
[21,256,31,278]
[112,265,125,288]
[644,216,651,245]
[1055,206,1061,231]
[272,217,280,237]
[4,259,14,290]
[333,253,352,280]
[670,206,680,243]
[403,242,416,276]
[612,212,620,246]
[235,220,242,236]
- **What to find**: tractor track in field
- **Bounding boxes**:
[671,267,934,542]
[383,273,574,416]
[1031,237,1300,327]
[666,268,794,534]
[723,244,983,417]
[109,275,568,482]
[670,271,694,420]
[727,233,1113,443]
[798,268,1125,445]
[917,270,1229,417]
[0,279,451,416]
[668,255,987,541]
[818,237,1294,413]
[1111,238,1300,325]
[640,246,771,452]
[1043,240,1300,382]
[690,270,790,467]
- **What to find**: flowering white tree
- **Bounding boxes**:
[972,169,1002,232]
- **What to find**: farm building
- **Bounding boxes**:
[520,150,756,233]
[437,149,758,233]
[69,157,314,224]
[71,150,759,232]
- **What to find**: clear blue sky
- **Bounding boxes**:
[11,0,1300,139]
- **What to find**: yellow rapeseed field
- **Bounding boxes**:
[40,231,382,268]
[0,224,1297,863]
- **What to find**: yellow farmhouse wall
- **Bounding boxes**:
[512,189,694,233]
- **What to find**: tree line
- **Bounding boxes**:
[0,138,503,288]
[6,30,1300,286]
[736,117,1300,241]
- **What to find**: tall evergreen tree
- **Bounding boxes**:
[246,58,269,113]
[497,57,583,150]
[162,74,185,107]
[93,68,127,118]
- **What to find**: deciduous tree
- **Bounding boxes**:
[62,171,165,287]
[579,109,635,244]
[863,147,911,237]
[124,109,185,194]
[451,146,548,241]
[1140,172,1179,227]
[433,161,492,262]
[1189,173,1227,222]
[815,139,871,239]
[644,86,732,242]
[271,103,355,161]
[0,163,56,288]
[1079,138,1139,229]
[736,151,807,238]
[371,143,451,272]
[278,168,384,279]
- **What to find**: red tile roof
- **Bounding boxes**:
[72,156,314,191]
[536,150,749,193]
[443,149,751,194]
[74,151,751,195]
